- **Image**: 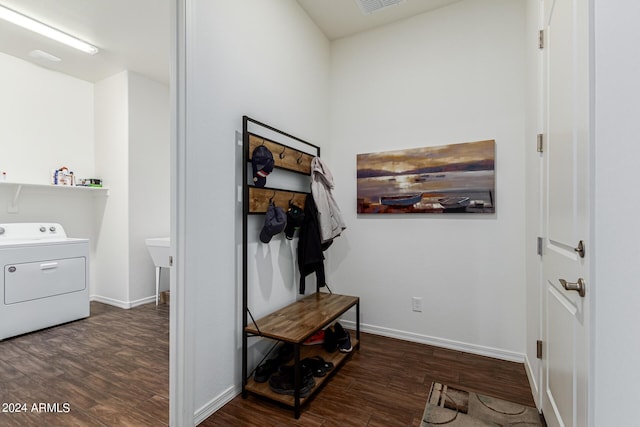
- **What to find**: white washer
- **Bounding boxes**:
[0,223,89,340]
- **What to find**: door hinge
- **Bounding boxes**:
[537,134,544,153]
[537,237,543,256]
[538,30,544,49]
[537,340,543,359]
[169,256,173,267]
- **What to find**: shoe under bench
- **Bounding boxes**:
[242,292,360,418]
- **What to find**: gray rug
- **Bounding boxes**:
[421,382,542,426]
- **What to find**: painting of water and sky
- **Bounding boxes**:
[356,140,495,214]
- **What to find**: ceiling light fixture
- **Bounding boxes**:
[0,5,99,55]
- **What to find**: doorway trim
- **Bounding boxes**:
[170,0,195,425]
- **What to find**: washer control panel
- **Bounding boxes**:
[0,223,67,241]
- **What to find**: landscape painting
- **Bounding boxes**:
[357,140,495,214]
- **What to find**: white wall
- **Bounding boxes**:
[593,1,640,425]
[328,0,527,359]
[0,52,104,295]
[94,70,170,307]
[94,71,131,304]
[128,72,171,302]
[183,0,329,421]
[0,52,94,184]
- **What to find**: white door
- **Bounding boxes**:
[541,0,590,426]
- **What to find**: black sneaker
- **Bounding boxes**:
[254,358,280,383]
[323,326,338,353]
[277,343,294,362]
[268,367,315,397]
[333,322,352,353]
[278,364,314,382]
[301,357,326,377]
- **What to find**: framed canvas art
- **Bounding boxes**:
[357,140,495,214]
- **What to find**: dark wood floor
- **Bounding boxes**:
[201,333,537,426]
[0,302,536,426]
[0,302,169,426]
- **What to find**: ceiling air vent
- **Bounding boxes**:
[29,50,61,63]
[355,0,407,15]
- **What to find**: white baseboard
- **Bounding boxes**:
[524,355,541,410]
[193,384,240,425]
[339,319,525,363]
[90,295,129,309]
[129,295,157,307]
[90,294,156,309]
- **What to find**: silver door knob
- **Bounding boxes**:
[559,278,586,297]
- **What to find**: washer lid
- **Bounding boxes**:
[0,237,89,248]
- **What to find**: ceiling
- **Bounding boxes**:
[296,0,462,40]
[0,0,170,84]
[0,0,461,85]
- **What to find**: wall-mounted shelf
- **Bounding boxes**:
[0,181,109,213]
[248,187,307,214]
[248,133,314,176]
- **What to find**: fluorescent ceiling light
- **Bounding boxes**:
[0,5,99,55]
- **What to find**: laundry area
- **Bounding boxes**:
[0,5,172,421]
[0,21,171,312]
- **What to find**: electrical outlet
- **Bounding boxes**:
[412,297,423,312]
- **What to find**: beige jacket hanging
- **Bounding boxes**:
[311,157,346,244]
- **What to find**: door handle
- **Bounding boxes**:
[559,278,586,297]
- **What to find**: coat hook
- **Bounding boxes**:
[297,152,304,164]
[269,191,276,204]
[288,193,295,205]
[279,146,286,159]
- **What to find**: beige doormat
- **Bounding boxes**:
[422,382,542,426]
